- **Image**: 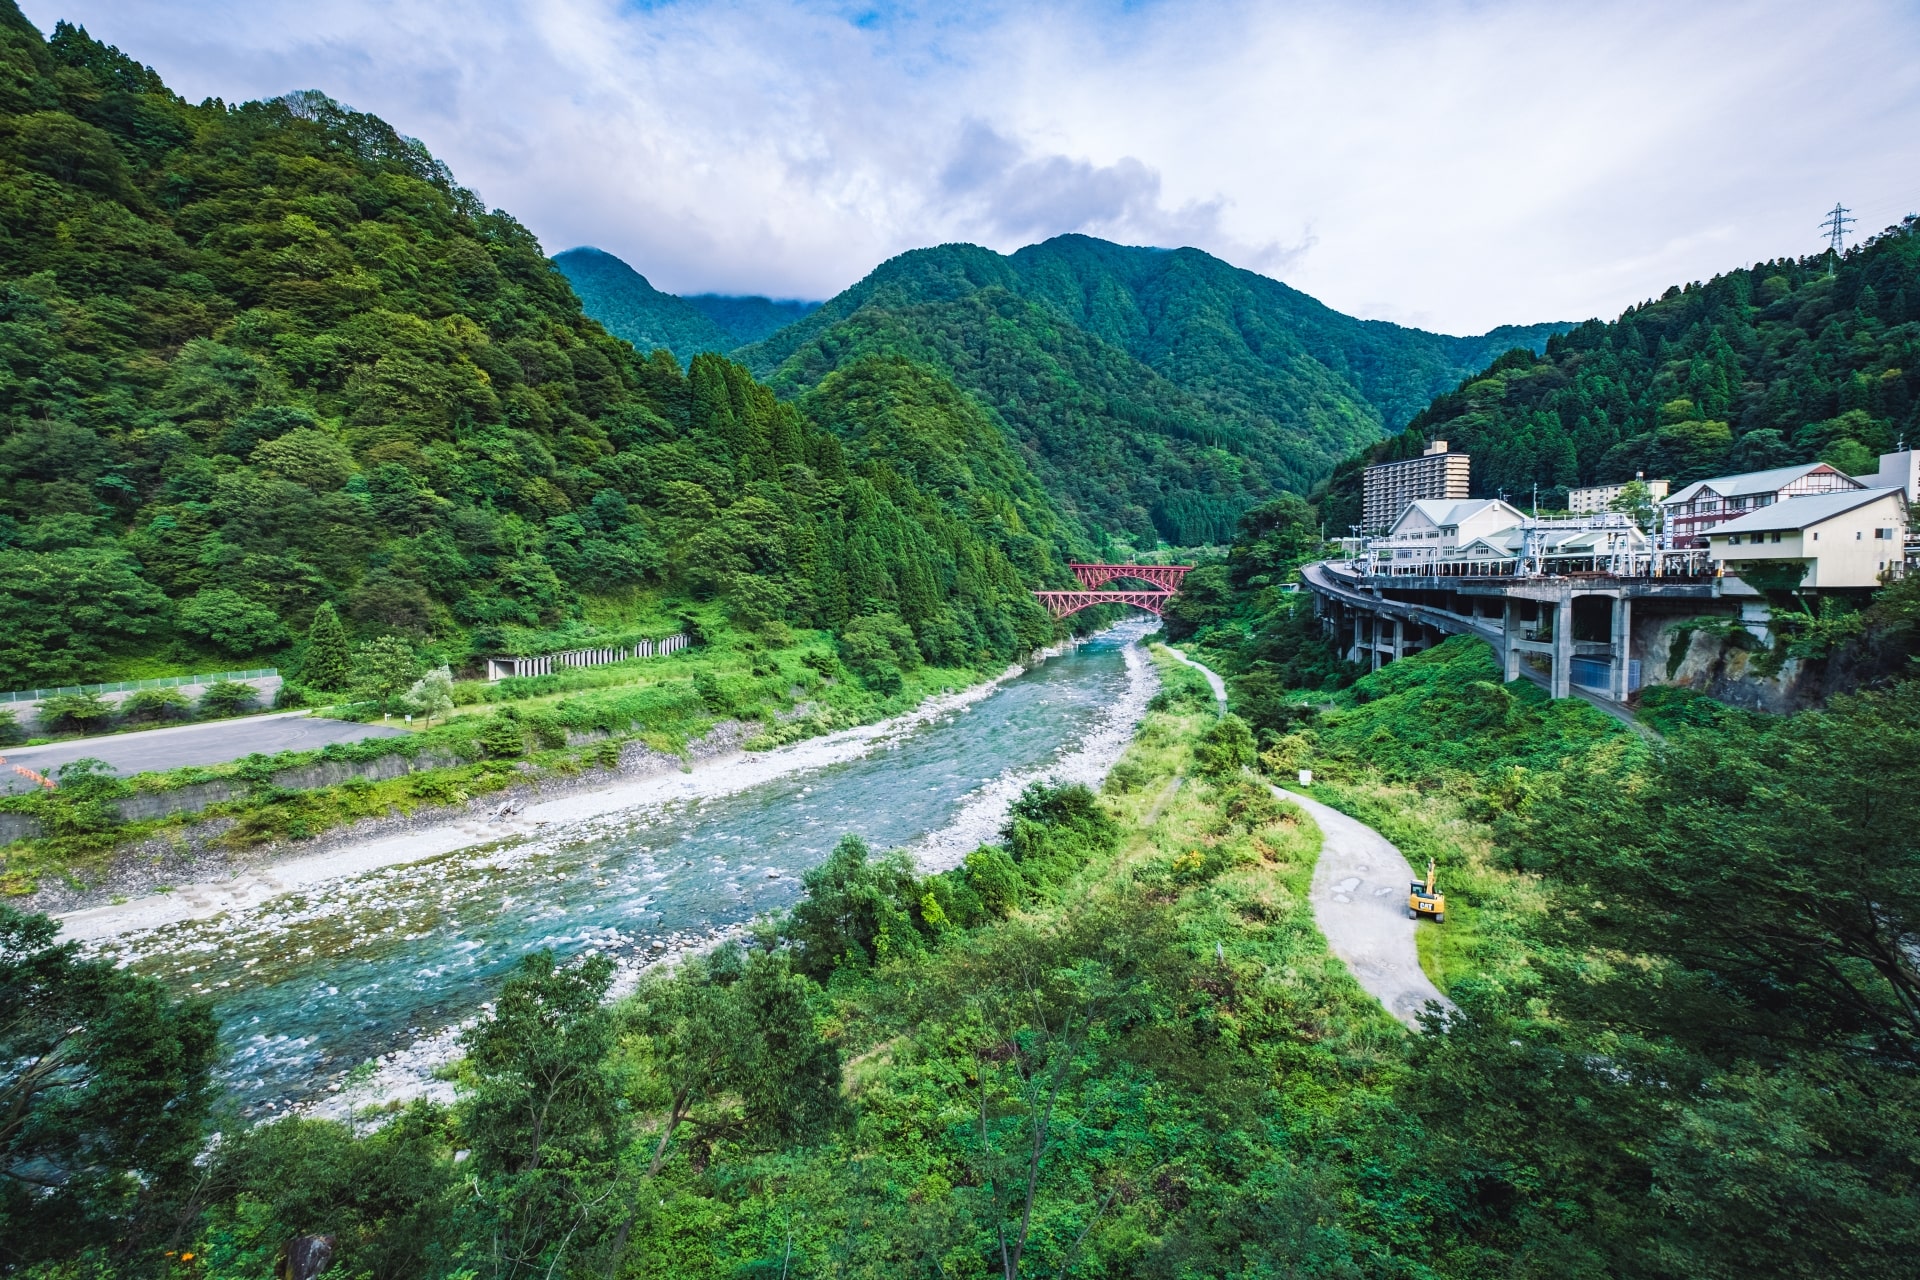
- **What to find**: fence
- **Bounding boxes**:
[484,634,689,681]
[1,668,279,705]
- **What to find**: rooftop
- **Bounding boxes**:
[1664,462,1854,506]
[1709,486,1905,535]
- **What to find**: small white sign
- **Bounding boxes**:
[1298,769,1313,786]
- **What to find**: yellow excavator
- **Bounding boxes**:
[1407,858,1445,923]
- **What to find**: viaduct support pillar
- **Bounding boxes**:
[1552,595,1573,700]
[1392,618,1404,661]
[1501,600,1521,681]
[1611,595,1633,702]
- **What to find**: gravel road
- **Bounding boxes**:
[1,712,407,792]
[1280,784,1451,1027]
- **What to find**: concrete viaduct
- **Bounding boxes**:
[1300,560,1722,706]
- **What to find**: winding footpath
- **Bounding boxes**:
[1160,644,1451,1028]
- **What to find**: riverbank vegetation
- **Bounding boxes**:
[0,614,1011,898]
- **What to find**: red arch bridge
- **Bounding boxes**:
[1032,563,1196,619]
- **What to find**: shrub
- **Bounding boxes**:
[962,846,1024,919]
[478,712,525,759]
[272,682,310,710]
[38,757,127,837]
[122,687,191,724]
[0,707,20,745]
[1005,782,1118,887]
[37,692,114,735]
[197,681,260,718]
[1193,713,1257,777]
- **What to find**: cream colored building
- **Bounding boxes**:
[1568,477,1668,514]
[1708,487,1909,589]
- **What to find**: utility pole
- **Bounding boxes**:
[1820,202,1855,255]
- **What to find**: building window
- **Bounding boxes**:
[1771,531,1782,543]
[1727,534,1741,545]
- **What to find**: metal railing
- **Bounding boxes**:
[1,669,279,704]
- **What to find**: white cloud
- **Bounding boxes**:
[23,0,1920,332]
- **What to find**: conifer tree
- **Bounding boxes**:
[301,603,352,692]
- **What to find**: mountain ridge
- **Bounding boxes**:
[725,235,1572,544]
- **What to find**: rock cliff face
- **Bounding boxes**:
[1637,610,1906,713]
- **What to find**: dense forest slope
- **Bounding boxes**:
[551,246,818,363]
[733,236,1569,545]
[1319,221,1920,529]
[0,10,1068,689]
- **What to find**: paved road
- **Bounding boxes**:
[1280,785,1452,1027]
[0,712,408,792]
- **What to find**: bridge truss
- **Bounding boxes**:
[1033,563,1194,619]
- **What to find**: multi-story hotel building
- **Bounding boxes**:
[1361,441,1471,532]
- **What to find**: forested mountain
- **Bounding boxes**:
[1318,221,1920,530]
[0,10,1067,688]
[551,246,819,363]
[735,235,1569,546]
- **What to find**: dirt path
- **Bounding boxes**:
[1278,785,1451,1027]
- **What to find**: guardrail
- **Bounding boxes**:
[1,668,279,704]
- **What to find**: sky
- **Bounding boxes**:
[22,0,1920,334]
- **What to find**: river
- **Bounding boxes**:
[90,621,1158,1120]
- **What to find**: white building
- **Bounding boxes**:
[1376,497,1527,568]
[1708,487,1909,589]
[1362,441,1472,532]
[1854,447,1919,502]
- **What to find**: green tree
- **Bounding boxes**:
[1606,478,1656,530]
[350,636,420,706]
[398,665,454,723]
[0,905,218,1272]
[0,548,167,689]
[174,587,288,655]
[196,681,260,719]
[300,602,352,692]
[604,946,843,1271]
[458,951,622,1280]
[119,687,189,724]
[782,835,926,979]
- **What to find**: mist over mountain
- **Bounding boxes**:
[552,247,819,363]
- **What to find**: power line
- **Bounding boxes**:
[1820,202,1856,254]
